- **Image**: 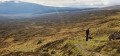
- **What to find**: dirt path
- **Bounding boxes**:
[77,44,104,56]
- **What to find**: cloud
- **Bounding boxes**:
[0,0,120,8]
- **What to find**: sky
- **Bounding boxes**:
[0,0,120,8]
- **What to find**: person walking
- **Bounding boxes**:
[86,28,89,41]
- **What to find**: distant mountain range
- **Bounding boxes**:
[0,1,94,15]
[1,1,120,19]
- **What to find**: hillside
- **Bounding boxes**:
[0,6,120,56]
[97,5,120,10]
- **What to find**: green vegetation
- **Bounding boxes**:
[0,10,120,56]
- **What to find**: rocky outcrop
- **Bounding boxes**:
[109,31,120,40]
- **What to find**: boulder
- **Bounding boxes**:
[109,31,120,40]
[37,40,42,44]
[51,51,56,54]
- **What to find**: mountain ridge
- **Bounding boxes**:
[0,1,92,15]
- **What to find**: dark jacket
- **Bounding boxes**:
[86,29,89,35]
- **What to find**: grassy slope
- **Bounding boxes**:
[0,10,120,56]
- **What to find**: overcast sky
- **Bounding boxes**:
[0,0,120,8]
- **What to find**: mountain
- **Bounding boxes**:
[101,5,120,10]
[91,5,120,11]
[0,1,93,15]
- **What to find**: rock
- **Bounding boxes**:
[109,31,120,40]
[37,40,42,44]
[51,51,56,54]
[43,49,48,52]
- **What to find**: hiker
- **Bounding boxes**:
[86,28,89,41]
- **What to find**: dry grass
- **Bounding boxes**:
[0,10,120,56]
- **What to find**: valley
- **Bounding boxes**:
[0,8,120,56]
